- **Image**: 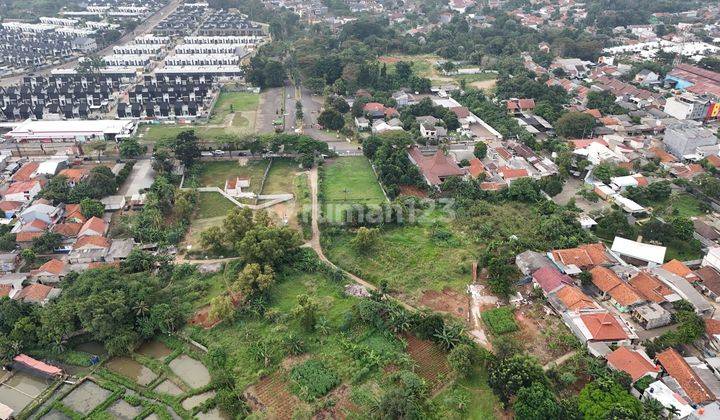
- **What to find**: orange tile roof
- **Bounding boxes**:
[27,219,48,231]
[590,266,622,292]
[706,155,720,169]
[555,285,598,311]
[480,182,506,191]
[16,231,42,242]
[58,168,88,183]
[606,347,659,382]
[650,147,676,163]
[499,167,529,180]
[656,348,714,405]
[0,200,23,211]
[36,259,66,275]
[629,272,674,303]
[73,235,110,250]
[552,243,611,269]
[5,180,40,195]
[15,284,53,303]
[11,162,39,181]
[468,158,485,179]
[79,216,107,237]
[64,204,86,223]
[662,259,695,279]
[0,284,11,297]
[580,312,628,341]
[52,222,82,237]
[591,266,643,306]
[585,108,602,119]
[706,318,720,335]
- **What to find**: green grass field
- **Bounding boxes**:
[649,192,706,218]
[321,213,476,299]
[208,92,260,125]
[321,157,386,223]
[196,192,236,219]
[262,158,301,195]
[195,160,269,193]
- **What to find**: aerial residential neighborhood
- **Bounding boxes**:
[1,0,720,419]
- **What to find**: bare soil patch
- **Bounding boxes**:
[398,185,428,198]
[419,288,469,323]
[514,304,576,365]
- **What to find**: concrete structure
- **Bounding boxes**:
[663,122,717,158]
[3,119,137,142]
[664,94,712,121]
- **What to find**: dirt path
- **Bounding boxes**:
[543,350,577,371]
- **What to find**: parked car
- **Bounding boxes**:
[212,150,225,156]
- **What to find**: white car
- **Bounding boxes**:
[212,150,225,156]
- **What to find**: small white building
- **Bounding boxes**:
[225,177,253,198]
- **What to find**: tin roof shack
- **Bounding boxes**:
[515,250,555,276]
[650,267,714,315]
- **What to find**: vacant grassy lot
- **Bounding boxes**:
[321,157,386,223]
[262,158,301,195]
[197,192,236,219]
[321,215,476,301]
[208,92,259,126]
[195,160,269,193]
[650,192,706,218]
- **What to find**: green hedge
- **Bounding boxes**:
[481,307,518,335]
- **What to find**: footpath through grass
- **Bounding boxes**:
[208,92,260,125]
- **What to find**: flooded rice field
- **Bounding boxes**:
[0,371,50,413]
[181,390,216,410]
[108,398,144,419]
[75,342,107,356]
[137,340,173,360]
[39,409,71,419]
[154,379,183,396]
[61,381,111,414]
[168,355,210,388]
[106,357,158,386]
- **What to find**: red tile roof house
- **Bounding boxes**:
[14,283,61,306]
[656,348,715,406]
[30,259,68,285]
[506,98,536,116]
[68,236,110,264]
[606,347,660,383]
[550,242,615,271]
[2,180,43,203]
[563,311,635,351]
[407,146,465,187]
[78,216,109,237]
[590,266,645,312]
[362,102,388,119]
[0,200,24,218]
[532,266,573,294]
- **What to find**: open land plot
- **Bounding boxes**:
[208,92,260,126]
[321,214,476,301]
[197,192,236,219]
[379,54,497,88]
[185,268,422,418]
[195,159,269,192]
[649,192,706,218]
[261,158,301,195]
[404,335,452,393]
[321,157,386,223]
[432,368,503,419]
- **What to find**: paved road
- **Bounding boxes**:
[118,158,155,197]
[0,0,182,87]
[255,86,285,133]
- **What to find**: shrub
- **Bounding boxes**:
[481,307,518,335]
[290,360,340,401]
